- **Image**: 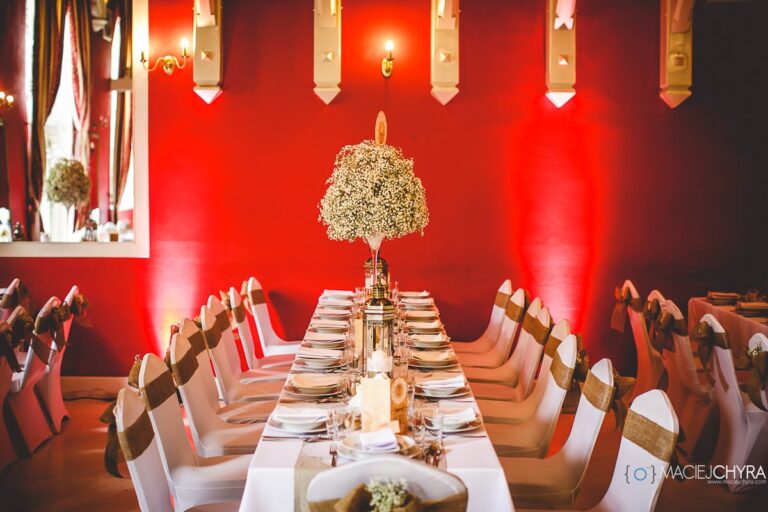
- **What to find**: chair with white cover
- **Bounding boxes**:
[0,279,32,322]
[0,320,21,471]
[35,286,78,433]
[518,389,679,512]
[246,277,301,356]
[138,353,250,510]
[306,457,468,510]
[178,319,276,424]
[200,304,283,405]
[170,332,265,457]
[656,299,715,462]
[452,279,512,354]
[485,334,577,457]
[696,315,768,492]
[476,320,571,421]
[612,280,665,400]
[500,358,615,509]
[6,303,55,452]
[457,290,532,369]
[226,287,293,373]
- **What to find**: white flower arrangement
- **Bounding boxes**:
[366,477,409,512]
[45,158,91,209]
[318,139,429,244]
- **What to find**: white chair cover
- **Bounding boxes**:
[486,334,577,457]
[453,279,512,354]
[458,290,532,369]
[227,287,293,373]
[1,279,32,369]
[35,285,77,434]
[200,304,283,405]
[171,333,265,457]
[179,319,277,424]
[500,358,615,509]
[620,280,665,400]
[6,304,55,452]
[476,319,571,420]
[138,353,250,510]
[659,299,715,462]
[307,456,467,504]
[0,321,18,472]
[701,315,768,492]
[246,277,300,357]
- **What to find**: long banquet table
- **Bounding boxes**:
[688,297,768,358]
[238,290,515,512]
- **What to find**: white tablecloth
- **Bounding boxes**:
[688,297,768,356]
[238,292,514,512]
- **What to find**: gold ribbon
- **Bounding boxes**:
[232,302,247,323]
[582,370,615,412]
[214,309,231,333]
[30,334,54,365]
[0,326,22,372]
[204,323,222,349]
[543,332,565,359]
[522,314,552,345]
[611,286,644,333]
[494,291,510,308]
[650,312,688,355]
[744,351,768,411]
[139,370,177,410]
[117,408,154,462]
[12,309,35,352]
[308,483,468,512]
[690,321,730,371]
[622,409,678,462]
[0,280,30,309]
[187,328,207,356]
[34,304,68,347]
[170,346,199,386]
[505,300,524,322]
[550,350,575,390]
[249,288,266,305]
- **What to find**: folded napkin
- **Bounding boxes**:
[440,406,478,425]
[737,301,768,311]
[318,297,354,307]
[297,347,343,359]
[399,290,430,298]
[272,405,328,423]
[309,318,349,328]
[304,331,346,342]
[411,333,449,342]
[323,289,354,298]
[401,297,435,305]
[314,307,352,317]
[412,351,454,363]
[707,291,741,299]
[358,428,398,452]
[405,310,439,319]
[290,374,340,389]
[417,372,465,389]
[407,320,443,330]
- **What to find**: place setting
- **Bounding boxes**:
[414,372,472,401]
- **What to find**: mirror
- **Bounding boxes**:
[0,0,148,258]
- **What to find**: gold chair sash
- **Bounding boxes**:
[745,351,768,412]
[0,280,30,309]
[30,334,54,365]
[643,298,661,327]
[543,332,565,359]
[0,325,23,372]
[12,309,35,352]
[170,347,199,386]
[582,370,615,412]
[550,350,575,390]
[35,303,68,346]
[690,321,730,370]
[249,288,266,305]
[232,302,247,323]
[204,323,222,349]
[522,315,551,346]
[494,291,510,309]
[68,292,89,318]
[610,286,644,333]
[139,370,177,410]
[117,409,154,462]
[650,312,688,355]
[214,309,231,333]
[308,483,468,512]
[622,409,678,462]
[187,329,207,356]
[505,300,524,322]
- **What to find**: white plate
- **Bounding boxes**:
[295,358,344,370]
[267,416,327,434]
[339,433,418,460]
[415,385,471,399]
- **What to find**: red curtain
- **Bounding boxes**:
[69,0,91,228]
[109,0,132,222]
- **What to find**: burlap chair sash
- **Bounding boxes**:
[187,329,207,356]
[523,315,551,346]
[30,335,55,365]
[650,312,688,354]
[170,347,199,386]
[0,327,22,372]
[494,291,510,309]
[117,409,154,462]
[582,371,615,412]
[0,281,29,309]
[249,288,266,305]
[140,370,177,410]
[550,350,575,390]
[622,409,678,462]
[505,300,524,322]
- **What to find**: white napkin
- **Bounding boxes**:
[401,297,435,305]
[399,290,430,298]
[440,406,477,425]
[358,428,398,452]
[407,320,443,330]
[297,347,342,359]
[411,333,449,342]
[323,289,354,298]
[304,331,346,342]
[417,372,465,389]
[272,405,328,424]
[412,351,454,363]
[405,310,438,319]
[289,374,340,389]
[314,307,352,317]
[318,297,354,307]
[309,318,349,328]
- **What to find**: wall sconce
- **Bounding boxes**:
[545,0,576,108]
[660,0,693,108]
[193,0,224,104]
[140,38,189,75]
[431,0,460,105]
[381,40,394,78]
[0,91,14,109]
[314,0,342,104]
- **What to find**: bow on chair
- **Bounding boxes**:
[690,321,730,385]
[68,293,91,327]
[35,303,69,347]
[611,286,644,333]
[219,281,252,316]
[11,310,35,352]
[742,350,768,411]
[0,326,22,373]
[0,280,31,309]
[611,369,636,430]
[101,357,143,478]
[650,311,688,355]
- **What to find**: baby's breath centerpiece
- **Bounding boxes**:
[318,112,429,285]
[45,158,91,209]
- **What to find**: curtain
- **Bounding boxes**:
[26,0,68,239]
[109,0,132,222]
[69,0,91,229]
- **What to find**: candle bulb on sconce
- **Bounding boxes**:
[381,40,395,78]
[0,91,14,109]
[140,37,190,75]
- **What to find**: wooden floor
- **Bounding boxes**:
[0,399,766,511]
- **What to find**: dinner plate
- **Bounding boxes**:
[409,361,459,371]
[307,325,349,334]
[339,433,418,460]
[442,417,483,433]
[302,340,346,350]
[267,416,327,434]
[415,385,471,399]
[409,340,451,350]
[294,358,344,370]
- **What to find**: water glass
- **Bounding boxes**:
[326,409,340,441]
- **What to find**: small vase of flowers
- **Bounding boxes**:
[45,158,90,241]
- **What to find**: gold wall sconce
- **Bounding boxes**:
[381,40,394,78]
[0,91,14,109]
[140,38,189,75]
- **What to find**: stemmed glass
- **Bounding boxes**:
[424,405,444,467]
[326,408,342,466]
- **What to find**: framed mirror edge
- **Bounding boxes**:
[0,0,149,259]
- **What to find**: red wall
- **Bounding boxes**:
[2,0,767,376]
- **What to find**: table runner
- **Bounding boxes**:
[238,289,515,512]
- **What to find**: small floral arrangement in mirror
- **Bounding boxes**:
[366,477,409,512]
[45,158,91,209]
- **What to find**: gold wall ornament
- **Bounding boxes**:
[381,40,394,78]
[431,0,460,105]
[660,0,694,108]
[545,0,576,108]
[139,38,189,75]
[192,0,224,104]
[314,0,342,104]
[374,111,387,145]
